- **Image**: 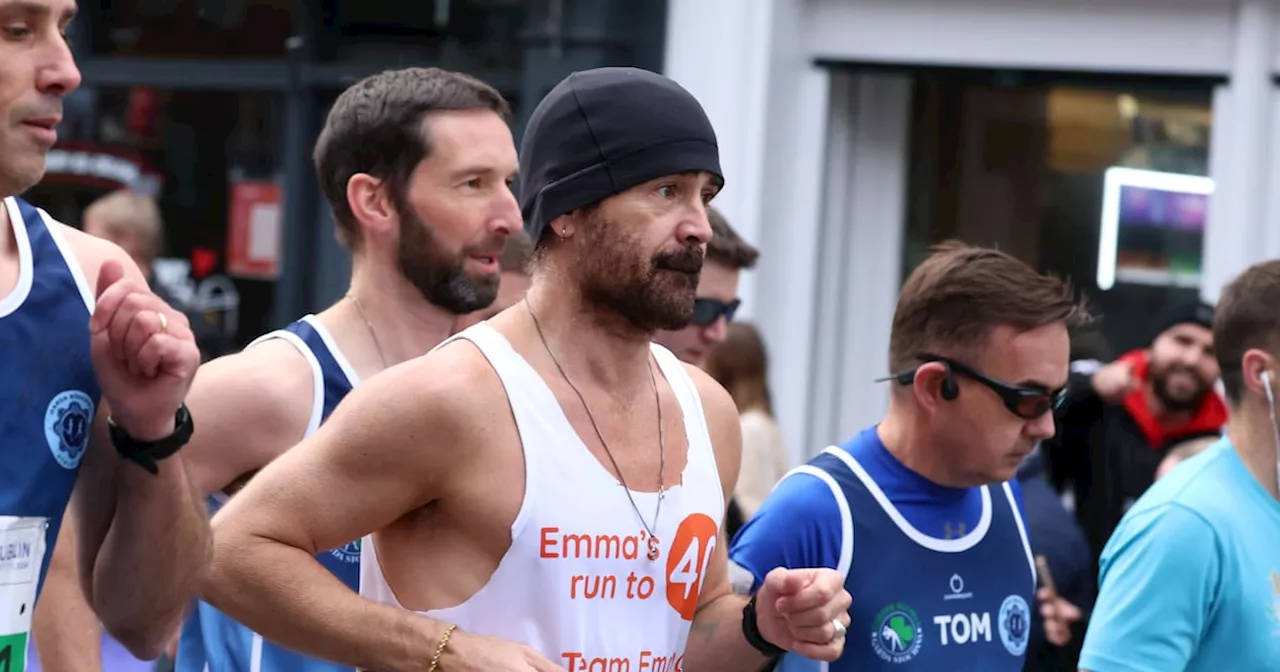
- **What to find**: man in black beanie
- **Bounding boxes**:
[200,67,850,672]
[1043,300,1226,581]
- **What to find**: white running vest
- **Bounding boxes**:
[360,323,725,671]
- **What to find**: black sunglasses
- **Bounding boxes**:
[878,354,1067,420]
[691,298,740,327]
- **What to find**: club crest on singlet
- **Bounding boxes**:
[44,390,94,469]
[998,594,1030,656]
[330,538,361,564]
[871,601,924,663]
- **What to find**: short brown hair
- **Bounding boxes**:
[500,230,533,274]
[1212,259,1280,405]
[889,241,1091,370]
[315,67,511,248]
[707,208,758,270]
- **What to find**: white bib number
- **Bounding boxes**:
[0,517,48,672]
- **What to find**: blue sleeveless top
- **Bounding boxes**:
[0,196,99,599]
[731,429,1037,672]
[176,316,360,672]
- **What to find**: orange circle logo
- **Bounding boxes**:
[665,513,719,620]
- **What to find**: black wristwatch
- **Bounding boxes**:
[743,594,786,658]
[108,404,194,474]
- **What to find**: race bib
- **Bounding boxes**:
[0,517,48,672]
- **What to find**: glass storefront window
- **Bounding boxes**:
[87,0,295,59]
[902,70,1214,356]
[315,0,529,69]
[26,87,285,352]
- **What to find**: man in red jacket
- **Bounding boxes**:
[1044,301,1226,576]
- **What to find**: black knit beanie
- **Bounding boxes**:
[1149,300,1216,343]
[518,67,724,244]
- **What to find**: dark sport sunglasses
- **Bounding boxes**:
[691,298,741,327]
[878,353,1068,419]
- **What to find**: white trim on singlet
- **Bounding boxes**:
[1003,481,1038,590]
[246,328,326,439]
[0,197,35,318]
[823,446,993,552]
[783,464,855,579]
[40,209,95,313]
[241,318,360,672]
[301,314,362,387]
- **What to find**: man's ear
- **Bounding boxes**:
[346,173,397,241]
[912,361,954,413]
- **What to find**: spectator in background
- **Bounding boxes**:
[705,321,790,539]
[1017,445,1094,672]
[453,229,532,332]
[82,189,163,281]
[1043,301,1226,576]
[81,189,230,360]
[652,206,757,368]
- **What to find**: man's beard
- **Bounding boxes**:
[575,210,703,333]
[395,201,500,315]
[1150,365,1211,413]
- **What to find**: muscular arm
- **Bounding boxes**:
[32,518,103,671]
[33,340,314,659]
[678,366,772,672]
[203,355,473,671]
[68,233,209,659]
[180,340,315,497]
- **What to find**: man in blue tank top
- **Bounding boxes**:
[31,68,524,671]
[1079,260,1280,672]
[731,242,1088,671]
[0,1,209,669]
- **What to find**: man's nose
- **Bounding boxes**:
[701,316,729,345]
[1025,411,1057,442]
[37,34,82,95]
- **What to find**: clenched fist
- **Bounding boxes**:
[1090,360,1136,405]
[90,259,200,441]
[754,567,852,662]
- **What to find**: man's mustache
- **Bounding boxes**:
[653,246,703,274]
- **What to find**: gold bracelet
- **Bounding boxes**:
[427,623,458,672]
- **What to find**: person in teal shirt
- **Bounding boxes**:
[1078,259,1280,672]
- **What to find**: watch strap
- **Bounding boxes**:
[109,404,194,474]
[742,594,786,658]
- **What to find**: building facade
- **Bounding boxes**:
[28,0,667,347]
[665,0,1280,463]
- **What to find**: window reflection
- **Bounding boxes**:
[904,71,1214,353]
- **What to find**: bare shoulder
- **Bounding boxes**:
[335,337,510,468]
[680,362,743,489]
[407,338,508,421]
[183,338,318,494]
[48,217,147,287]
[193,339,315,437]
[681,361,740,431]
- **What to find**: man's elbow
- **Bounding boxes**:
[99,542,210,659]
[103,615,184,661]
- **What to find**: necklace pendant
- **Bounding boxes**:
[647,542,661,561]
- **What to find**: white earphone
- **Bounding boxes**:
[1262,370,1280,495]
